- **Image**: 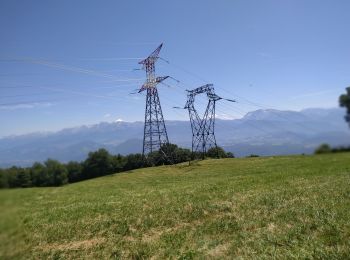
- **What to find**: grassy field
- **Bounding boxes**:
[0,153,350,259]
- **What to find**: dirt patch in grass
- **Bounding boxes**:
[141,220,202,243]
[37,237,106,251]
[207,242,230,257]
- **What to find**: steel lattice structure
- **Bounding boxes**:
[184,84,235,158]
[138,44,170,156]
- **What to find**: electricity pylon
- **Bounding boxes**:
[138,43,170,156]
[182,84,235,159]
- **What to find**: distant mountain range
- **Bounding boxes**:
[0,107,349,167]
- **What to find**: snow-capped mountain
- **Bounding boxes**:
[0,108,349,167]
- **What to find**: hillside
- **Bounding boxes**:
[0,107,349,167]
[1,153,350,259]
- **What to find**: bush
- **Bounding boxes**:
[111,154,127,173]
[207,146,228,158]
[226,152,235,158]
[331,146,350,153]
[66,161,83,183]
[82,149,114,179]
[45,159,68,186]
[0,169,9,188]
[14,169,32,188]
[145,143,192,166]
[30,162,47,187]
[315,144,332,154]
[123,153,144,171]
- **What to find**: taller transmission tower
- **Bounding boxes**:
[183,84,235,159]
[138,44,170,156]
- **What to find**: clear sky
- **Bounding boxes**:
[0,0,349,137]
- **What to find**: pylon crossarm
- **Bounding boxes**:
[139,43,163,65]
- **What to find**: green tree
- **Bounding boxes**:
[123,153,144,171]
[339,87,350,125]
[315,143,332,154]
[157,143,179,165]
[0,169,9,188]
[111,154,127,173]
[83,149,113,179]
[226,152,235,158]
[207,146,227,158]
[30,162,48,187]
[6,167,21,188]
[66,161,83,183]
[14,169,32,188]
[45,159,68,186]
[162,143,191,164]
[173,147,191,163]
[3,167,31,188]
[146,143,192,165]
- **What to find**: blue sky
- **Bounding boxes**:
[0,0,349,137]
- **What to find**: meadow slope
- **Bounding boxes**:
[1,154,350,259]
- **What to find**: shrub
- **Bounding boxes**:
[315,144,332,154]
[206,146,227,158]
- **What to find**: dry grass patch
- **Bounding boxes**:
[207,242,230,258]
[37,237,106,252]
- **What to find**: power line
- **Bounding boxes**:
[0,84,133,103]
[0,99,61,108]
[0,93,60,99]
[161,79,305,138]
[1,58,138,82]
[160,57,321,133]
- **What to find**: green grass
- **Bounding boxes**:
[1,153,350,259]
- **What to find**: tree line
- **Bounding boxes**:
[0,144,233,189]
[314,143,350,155]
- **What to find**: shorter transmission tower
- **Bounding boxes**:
[182,84,235,159]
[138,44,170,157]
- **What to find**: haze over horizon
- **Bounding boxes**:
[1,0,349,137]
[0,106,343,139]
[0,106,348,167]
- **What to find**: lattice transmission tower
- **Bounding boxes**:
[138,44,170,156]
[182,84,235,159]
